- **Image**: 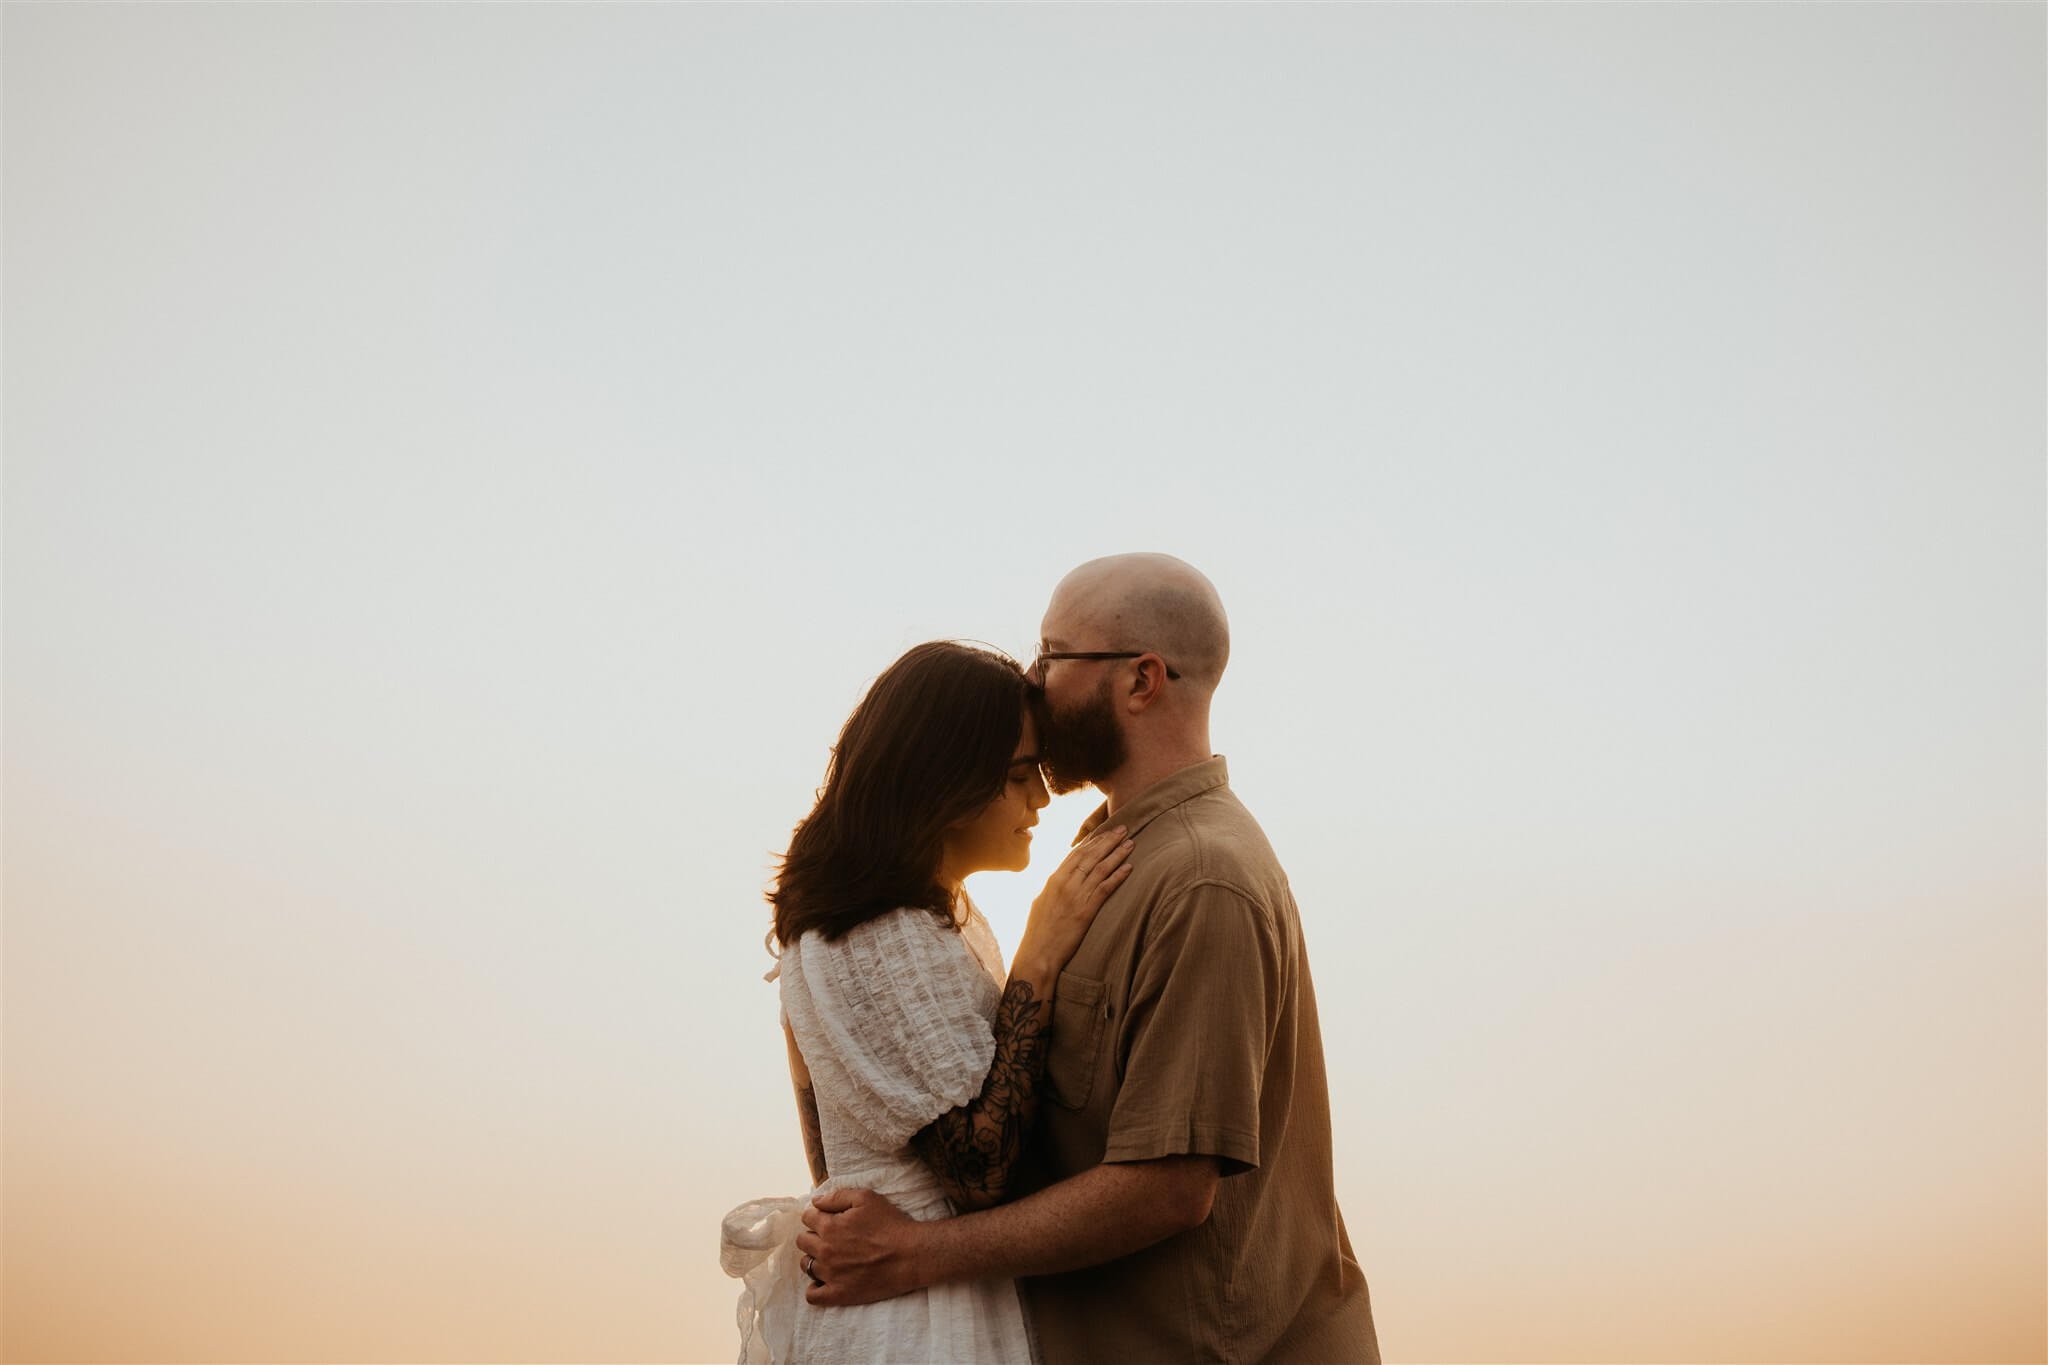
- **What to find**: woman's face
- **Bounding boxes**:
[943,710,1052,879]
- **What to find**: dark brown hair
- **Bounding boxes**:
[770,640,1028,947]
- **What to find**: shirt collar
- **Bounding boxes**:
[1073,756,1231,844]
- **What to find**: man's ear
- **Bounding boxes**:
[1125,657,1169,711]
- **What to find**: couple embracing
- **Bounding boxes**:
[721,554,1379,1364]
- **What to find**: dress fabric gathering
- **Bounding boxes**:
[720,903,1037,1365]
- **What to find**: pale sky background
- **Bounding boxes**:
[4,4,2043,1363]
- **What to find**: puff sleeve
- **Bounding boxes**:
[780,908,998,1155]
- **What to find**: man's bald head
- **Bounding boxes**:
[1046,553,1230,692]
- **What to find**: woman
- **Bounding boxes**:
[720,640,1134,1365]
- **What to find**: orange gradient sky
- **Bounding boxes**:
[5,5,2043,1363]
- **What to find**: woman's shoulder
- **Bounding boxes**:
[801,904,956,950]
[788,905,966,975]
[781,904,997,1052]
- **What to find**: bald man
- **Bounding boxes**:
[799,555,1379,1363]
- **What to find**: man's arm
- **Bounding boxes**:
[796,1155,1219,1307]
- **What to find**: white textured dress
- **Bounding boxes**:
[720,904,1037,1365]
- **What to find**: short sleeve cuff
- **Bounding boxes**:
[1101,1122,1261,1176]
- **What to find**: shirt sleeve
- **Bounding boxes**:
[780,908,997,1155]
[1101,880,1283,1175]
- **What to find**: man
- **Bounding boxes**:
[798,553,1379,1363]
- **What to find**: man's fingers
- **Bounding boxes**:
[806,1279,872,1308]
[811,1188,859,1214]
[794,1230,821,1258]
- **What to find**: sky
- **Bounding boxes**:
[3,5,2043,1363]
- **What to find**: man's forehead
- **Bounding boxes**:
[1040,583,1110,643]
[1039,620,1090,647]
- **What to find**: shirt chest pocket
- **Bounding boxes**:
[1046,970,1108,1111]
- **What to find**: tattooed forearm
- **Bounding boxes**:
[784,1016,828,1185]
[910,979,1051,1212]
[795,1081,828,1187]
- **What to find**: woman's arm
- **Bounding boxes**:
[910,823,1134,1211]
[784,1015,828,1186]
[907,967,1053,1211]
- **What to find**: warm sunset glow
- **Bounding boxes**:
[5,5,2041,1364]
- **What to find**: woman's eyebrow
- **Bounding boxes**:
[1008,754,1042,768]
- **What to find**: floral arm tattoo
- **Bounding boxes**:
[909,979,1051,1212]
[784,1016,828,1186]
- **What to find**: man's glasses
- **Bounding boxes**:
[1032,649,1181,682]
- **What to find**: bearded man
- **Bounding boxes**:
[798,552,1380,1363]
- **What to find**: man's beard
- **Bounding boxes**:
[1034,674,1126,795]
